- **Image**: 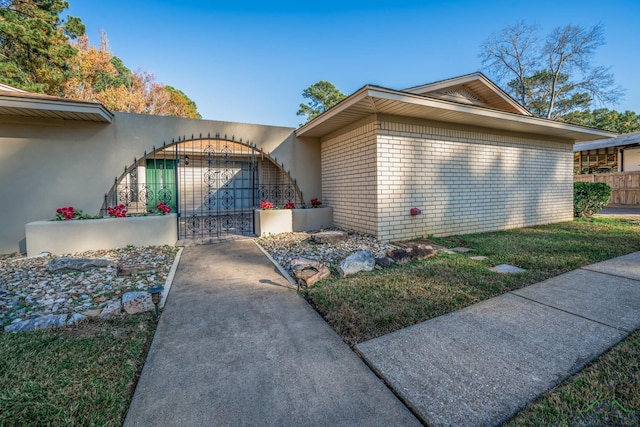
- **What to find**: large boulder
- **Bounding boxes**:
[339,250,375,277]
[290,258,331,287]
[48,258,110,273]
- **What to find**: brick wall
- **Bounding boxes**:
[321,117,574,241]
[321,120,379,235]
[375,120,573,241]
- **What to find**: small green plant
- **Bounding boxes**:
[574,182,611,217]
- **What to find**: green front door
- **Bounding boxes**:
[146,159,177,213]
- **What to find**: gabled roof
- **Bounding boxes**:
[296,74,616,142]
[0,83,113,123]
[574,131,640,152]
[404,72,532,116]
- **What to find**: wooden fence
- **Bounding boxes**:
[574,172,640,206]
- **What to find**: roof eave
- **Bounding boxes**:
[0,94,113,123]
[296,86,616,142]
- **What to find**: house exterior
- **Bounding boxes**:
[297,73,615,241]
[0,73,614,253]
[573,132,640,206]
[574,131,640,173]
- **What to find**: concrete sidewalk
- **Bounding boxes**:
[124,241,420,426]
[357,252,640,427]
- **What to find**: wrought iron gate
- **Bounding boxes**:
[105,135,303,242]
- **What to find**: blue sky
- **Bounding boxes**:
[67,0,640,128]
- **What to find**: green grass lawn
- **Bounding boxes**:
[505,329,640,426]
[1,217,637,425]
[0,314,156,426]
[304,216,640,425]
[305,217,640,345]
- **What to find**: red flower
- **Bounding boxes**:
[283,202,295,209]
[260,201,274,210]
[155,202,171,214]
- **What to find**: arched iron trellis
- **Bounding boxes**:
[103,134,303,240]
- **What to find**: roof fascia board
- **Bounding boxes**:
[0,95,113,122]
[295,86,371,136]
[404,73,532,116]
[366,86,615,138]
[404,73,482,93]
[574,132,640,152]
[297,84,616,140]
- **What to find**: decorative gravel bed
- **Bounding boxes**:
[0,246,179,329]
[256,230,394,275]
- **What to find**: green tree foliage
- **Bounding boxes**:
[0,0,85,94]
[480,22,623,119]
[297,80,346,123]
[561,108,640,134]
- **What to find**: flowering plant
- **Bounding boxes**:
[149,202,172,215]
[107,204,127,218]
[310,198,322,208]
[56,206,79,221]
[283,202,296,209]
[260,201,274,210]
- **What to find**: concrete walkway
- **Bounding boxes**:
[356,252,640,427]
[599,206,640,216]
[124,241,420,426]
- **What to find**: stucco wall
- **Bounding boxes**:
[0,112,320,254]
[320,115,574,241]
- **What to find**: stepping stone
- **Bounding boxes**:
[490,264,527,274]
[469,256,488,261]
[451,247,474,254]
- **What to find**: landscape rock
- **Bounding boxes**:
[387,244,437,264]
[122,291,154,314]
[100,300,122,317]
[117,263,156,276]
[83,309,102,317]
[339,250,375,277]
[4,313,68,333]
[48,257,110,273]
[375,256,394,267]
[1,246,178,331]
[310,231,347,244]
[290,258,331,287]
[67,313,87,325]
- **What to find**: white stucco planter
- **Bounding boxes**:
[255,207,333,236]
[292,207,333,231]
[254,209,293,237]
[25,213,178,256]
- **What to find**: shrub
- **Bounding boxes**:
[574,182,611,217]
